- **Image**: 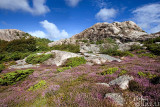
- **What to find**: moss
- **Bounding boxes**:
[63,57,86,67]
[57,66,72,72]
[138,72,157,79]
[28,80,46,91]
[25,54,53,64]
[101,67,119,75]
[0,69,34,85]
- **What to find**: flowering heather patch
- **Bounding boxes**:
[0,53,160,106]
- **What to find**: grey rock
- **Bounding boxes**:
[96,83,110,87]
[118,42,143,51]
[105,93,124,106]
[43,50,81,66]
[0,29,30,41]
[109,75,134,90]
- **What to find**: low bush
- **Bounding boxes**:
[28,80,46,91]
[138,53,156,58]
[146,44,160,55]
[0,64,5,73]
[25,54,53,64]
[0,69,34,85]
[100,48,134,57]
[57,66,72,72]
[138,72,157,79]
[129,80,143,92]
[101,67,118,75]
[130,44,142,51]
[51,44,80,53]
[63,57,86,67]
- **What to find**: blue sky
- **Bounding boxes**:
[0,0,160,40]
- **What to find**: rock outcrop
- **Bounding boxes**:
[0,29,30,41]
[48,21,154,47]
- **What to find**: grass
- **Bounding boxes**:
[63,57,86,67]
[25,54,53,64]
[0,69,34,85]
[138,53,156,58]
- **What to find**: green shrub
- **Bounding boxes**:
[81,40,88,43]
[138,53,156,58]
[35,38,52,51]
[136,50,146,54]
[129,80,143,92]
[101,67,118,75]
[57,66,72,72]
[100,48,134,57]
[130,44,142,51]
[138,72,156,79]
[51,44,80,53]
[25,54,53,64]
[28,80,46,91]
[0,64,5,73]
[146,44,160,55]
[96,40,104,45]
[0,69,34,85]
[63,57,86,67]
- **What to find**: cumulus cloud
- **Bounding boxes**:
[65,0,81,7]
[29,20,69,40]
[132,3,160,33]
[0,0,49,15]
[96,8,117,22]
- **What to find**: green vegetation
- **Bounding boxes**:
[0,64,5,73]
[143,37,160,55]
[138,53,156,58]
[101,67,119,75]
[51,44,80,53]
[136,50,146,54]
[0,37,52,64]
[100,48,134,57]
[130,44,142,51]
[81,40,88,43]
[138,72,157,79]
[28,80,46,91]
[0,69,34,85]
[96,40,104,45]
[129,80,143,92]
[25,54,53,64]
[119,70,127,76]
[57,66,72,72]
[63,57,86,67]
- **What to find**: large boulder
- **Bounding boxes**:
[109,75,134,90]
[43,50,81,66]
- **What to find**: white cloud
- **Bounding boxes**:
[65,0,81,7]
[29,20,69,40]
[132,3,160,33]
[0,0,49,15]
[96,8,117,22]
[29,30,47,38]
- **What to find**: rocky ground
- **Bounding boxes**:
[0,50,160,107]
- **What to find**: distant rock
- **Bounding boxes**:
[105,93,124,106]
[0,29,30,41]
[109,75,134,90]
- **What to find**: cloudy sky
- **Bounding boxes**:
[0,0,160,40]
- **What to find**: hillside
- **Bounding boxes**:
[0,29,31,41]
[0,22,160,107]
